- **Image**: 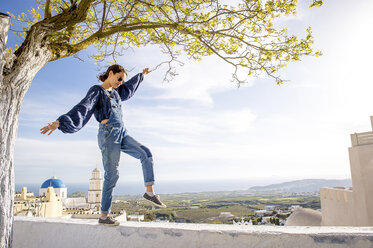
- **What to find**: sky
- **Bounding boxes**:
[3,0,373,188]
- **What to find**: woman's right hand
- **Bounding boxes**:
[40,120,59,135]
[142,68,151,75]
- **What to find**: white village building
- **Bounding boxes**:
[320,116,373,226]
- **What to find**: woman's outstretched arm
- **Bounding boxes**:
[117,68,151,101]
[40,85,100,135]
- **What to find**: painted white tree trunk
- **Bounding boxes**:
[0,13,14,248]
[0,12,51,248]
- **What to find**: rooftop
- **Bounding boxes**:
[40,177,66,189]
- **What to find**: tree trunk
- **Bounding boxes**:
[0,13,51,248]
[0,13,13,248]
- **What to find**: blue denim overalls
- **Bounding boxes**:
[98,87,155,214]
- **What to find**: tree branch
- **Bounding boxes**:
[100,0,107,32]
[49,22,179,60]
[44,0,52,19]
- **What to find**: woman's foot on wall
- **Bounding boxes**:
[98,215,120,226]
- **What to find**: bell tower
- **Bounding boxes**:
[87,165,103,211]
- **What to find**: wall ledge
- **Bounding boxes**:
[13,216,373,248]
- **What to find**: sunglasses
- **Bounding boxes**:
[118,77,123,82]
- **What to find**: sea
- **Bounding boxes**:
[15,178,288,196]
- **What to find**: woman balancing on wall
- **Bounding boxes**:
[40,64,167,226]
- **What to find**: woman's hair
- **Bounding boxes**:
[98,64,127,82]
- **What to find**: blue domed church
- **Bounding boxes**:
[39,176,67,199]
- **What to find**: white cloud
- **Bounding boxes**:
[148,61,236,105]
[14,138,101,167]
[123,105,257,145]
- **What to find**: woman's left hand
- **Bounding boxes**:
[142,68,151,75]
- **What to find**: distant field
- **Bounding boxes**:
[112,190,320,223]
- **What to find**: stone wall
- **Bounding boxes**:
[13,216,373,248]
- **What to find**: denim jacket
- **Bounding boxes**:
[57,73,143,134]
